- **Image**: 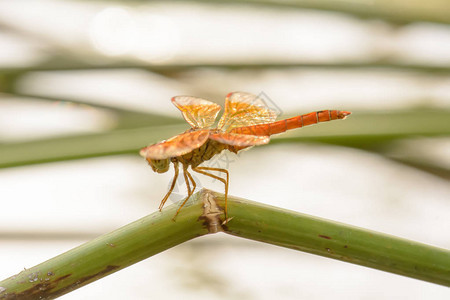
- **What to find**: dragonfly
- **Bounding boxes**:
[140,92,351,221]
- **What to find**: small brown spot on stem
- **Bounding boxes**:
[319,235,331,240]
[74,265,119,285]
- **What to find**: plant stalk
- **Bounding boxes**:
[1,190,449,299]
[215,192,450,286]
[0,193,209,299]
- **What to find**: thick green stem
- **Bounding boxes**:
[0,193,209,299]
[215,192,450,286]
[1,190,449,300]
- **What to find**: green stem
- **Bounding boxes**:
[1,190,448,300]
[1,92,181,130]
[1,109,450,169]
[2,62,450,76]
[215,192,450,287]
[0,123,187,169]
[0,193,209,299]
[172,0,450,24]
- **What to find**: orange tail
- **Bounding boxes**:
[230,110,351,136]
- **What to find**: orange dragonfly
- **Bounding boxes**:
[140,92,351,220]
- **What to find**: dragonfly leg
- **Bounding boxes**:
[159,161,179,211]
[186,169,196,194]
[173,166,196,220]
[192,166,229,221]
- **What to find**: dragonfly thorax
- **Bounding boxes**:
[177,139,228,168]
[147,158,170,173]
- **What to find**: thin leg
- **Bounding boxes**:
[159,161,179,211]
[193,166,229,221]
[173,167,194,219]
[186,169,196,194]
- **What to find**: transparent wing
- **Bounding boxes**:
[140,130,210,160]
[217,92,278,131]
[172,96,221,128]
[209,132,270,147]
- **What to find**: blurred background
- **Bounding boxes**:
[1,0,450,299]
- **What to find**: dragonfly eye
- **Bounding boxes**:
[147,158,170,173]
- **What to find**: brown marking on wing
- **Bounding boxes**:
[140,130,210,160]
[217,92,278,131]
[172,96,221,128]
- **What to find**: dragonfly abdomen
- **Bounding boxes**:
[231,110,350,136]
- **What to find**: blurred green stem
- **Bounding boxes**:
[1,190,449,299]
[2,62,450,76]
[0,92,181,129]
[1,109,450,169]
[187,0,450,24]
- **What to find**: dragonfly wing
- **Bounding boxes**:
[172,96,221,128]
[140,130,210,160]
[209,132,270,147]
[217,92,278,131]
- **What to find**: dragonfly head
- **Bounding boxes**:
[147,158,170,173]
